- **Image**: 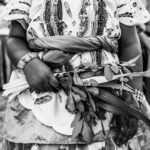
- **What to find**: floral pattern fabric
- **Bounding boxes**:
[116,0,150,26]
[3,0,150,38]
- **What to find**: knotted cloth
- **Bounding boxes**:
[29,35,118,66]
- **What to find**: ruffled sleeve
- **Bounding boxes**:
[116,0,150,26]
[3,0,31,29]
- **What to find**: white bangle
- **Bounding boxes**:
[17,52,39,69]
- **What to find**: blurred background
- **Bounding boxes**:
[0,0,12,149]
[1,0,150,149]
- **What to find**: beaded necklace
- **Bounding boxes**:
[44,0,63,36]
[44,0,55,35]
[94,0,108,66]
[78,0,91,37]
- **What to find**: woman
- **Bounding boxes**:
[1,0,150,149]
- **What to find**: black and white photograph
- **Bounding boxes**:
[1,0,150,149]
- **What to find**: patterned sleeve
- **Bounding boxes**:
[116,0,150,26]
[4,0,31,29]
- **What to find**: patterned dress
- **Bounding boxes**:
[1,0,150,150]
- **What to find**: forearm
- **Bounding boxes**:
[119,24,143,90]
[7,37,31,67]
[119,43,143,90]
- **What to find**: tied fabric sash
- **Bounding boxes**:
[29,35,118,66]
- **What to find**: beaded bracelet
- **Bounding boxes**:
[17,52,39,69]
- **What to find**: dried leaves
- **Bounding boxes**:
[81,121,94,143]
[88,87,99,96]
[71,112,81,128]
[72,118,83,139]
[71,112,94,143]
[72,87,87,100]
[111,65,119,74]
[66,93,76,113]
[56,55,150,144]
[104,64,114,81]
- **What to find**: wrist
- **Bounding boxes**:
[23,58,45,72]
[17,52,39,70]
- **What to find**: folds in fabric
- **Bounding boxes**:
[29,35,118,53]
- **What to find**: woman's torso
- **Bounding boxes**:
[2,0,150,145]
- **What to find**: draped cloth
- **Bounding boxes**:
[29,35,118,67]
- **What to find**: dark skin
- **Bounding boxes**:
[7,21,143,92]
[119,23,143,90]
[7,21,60,93]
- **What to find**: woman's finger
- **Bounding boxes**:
[43,81,53,92]
[49,75,60,91]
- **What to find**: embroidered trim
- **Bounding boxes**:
[78,0,90,37]
[117,4,126,9]
[119,12,134,18]
[44,0,55,36]
[97,0,108,35]
[9,9,29,16]
[57,0,63,35]
[96,0,108,66]
[34,95,52,105]
[44,0,63,35]
[52,0,63,35]
[19,1,31,7]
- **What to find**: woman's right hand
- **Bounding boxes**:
[24,58,60,93]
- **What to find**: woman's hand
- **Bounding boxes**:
[24,58,60,93]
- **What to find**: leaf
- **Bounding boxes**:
[73,72,83,86]
[72,87,87,99]
[110,65,119,74]
[97,89,150,127]
[71,112,81,128]
[88,93,96,111]
[76,101,85,112]
[66,94,76,112]
[104,65,114,81]
[89,79,99,86]
[122,67,132,80]
[95,70,104,76]
[88,87,99,96]
[120,55,140,67]
[72,92,81,102]
[80,72,95,79]
[83,80,90,86]
[81,121,94,143]
[72,119,83,139]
